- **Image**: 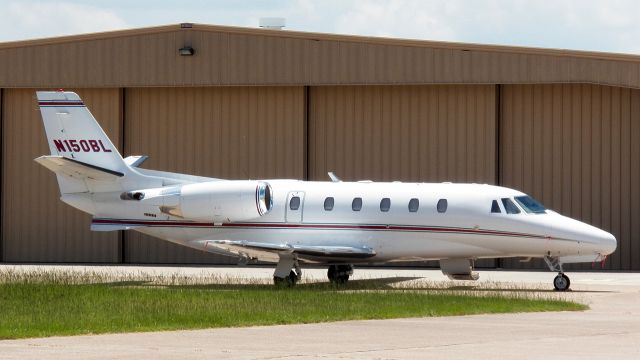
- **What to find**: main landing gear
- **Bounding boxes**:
[327,264,354,284]
[544,256,571,291]
[273,254,302,286]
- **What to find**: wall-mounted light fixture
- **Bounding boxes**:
[179,46,195,56]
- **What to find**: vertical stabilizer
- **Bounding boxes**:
[37,91,127,174]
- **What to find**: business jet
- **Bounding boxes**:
[35,91,616,291]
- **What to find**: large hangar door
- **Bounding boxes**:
[308,85,497,268]
[500,84,640,271]
[308,85,497,183]
[1,88,122,262]
[123,86,305,264]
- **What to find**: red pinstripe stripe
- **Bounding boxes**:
[91,218,549,239]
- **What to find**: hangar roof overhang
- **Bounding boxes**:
[0,23,638,89]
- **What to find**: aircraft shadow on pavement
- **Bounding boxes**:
[99,277,613,293]
[100,276,423,291]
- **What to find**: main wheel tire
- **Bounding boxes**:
[335,274,349,284]
[327,265,351,284]
[553,273,570,291]
[327,265,337,282]
[288,270,299,284]
[274,270,298,287]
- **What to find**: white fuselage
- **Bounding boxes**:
[78,180,617,265]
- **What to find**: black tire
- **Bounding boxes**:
[273,271,298,287]
[288,270,299,284]
[327,265,337,282]
[553,273,570,291]
[335,274,349,284]
[327,265,351,284]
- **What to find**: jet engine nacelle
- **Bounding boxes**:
[171,181,273,222]
[123,180,273,223]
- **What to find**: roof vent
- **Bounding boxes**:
[259,17,285,30]
[180,23,193,29]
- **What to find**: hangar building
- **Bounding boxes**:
[1,23,639,270]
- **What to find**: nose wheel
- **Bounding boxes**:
[553,273,571,291]
[545,256,571,291]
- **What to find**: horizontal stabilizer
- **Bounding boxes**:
[35,155,124,181]
[124,155,149,168]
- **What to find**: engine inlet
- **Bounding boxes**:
[257,182,273,215]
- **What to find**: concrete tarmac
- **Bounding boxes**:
[1,265,639,359]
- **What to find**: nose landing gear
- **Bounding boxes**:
[545,256,571,291]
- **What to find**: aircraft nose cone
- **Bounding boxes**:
[599,230,617,255]
[554,214,617,256]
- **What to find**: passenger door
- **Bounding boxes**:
[286,191,305,223]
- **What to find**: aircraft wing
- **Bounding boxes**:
[211,240,376,261]
[35,155,123,180]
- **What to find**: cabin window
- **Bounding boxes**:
[437,199,448,213]
[408,198,419,212]
[289,196,301,210]
[352,197,363,211]
[491,200,501,213]
[501,198,521,214]
[324,197,334,211]
[514,195,546,214]
[380,198,391,212]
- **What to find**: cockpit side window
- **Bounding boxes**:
[514,195,546,214]
[501,198,521,214]
[491,200,501,213]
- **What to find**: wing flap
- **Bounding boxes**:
[211,240,376,260]
[90,223,144,231]
[35,155,124,181]
[290,244,376,258]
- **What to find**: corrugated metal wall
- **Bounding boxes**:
[123,86,305,263]
[308,85,496,183]
[1,88,121,262]
[500,84,640,270]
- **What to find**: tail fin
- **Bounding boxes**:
[35,91,158,195]
[37,91,128,173]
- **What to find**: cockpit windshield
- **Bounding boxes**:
[501,198,521,214]
[514,195,546,214]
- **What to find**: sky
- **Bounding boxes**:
[1,0,639,54]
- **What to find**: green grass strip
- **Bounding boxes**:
[0,282,586,339]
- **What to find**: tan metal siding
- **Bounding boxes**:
[1,88,121,262]
[500,84,640,270]
[1,25,639,89]
[308,85,496,183]
[123,86,304,263]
